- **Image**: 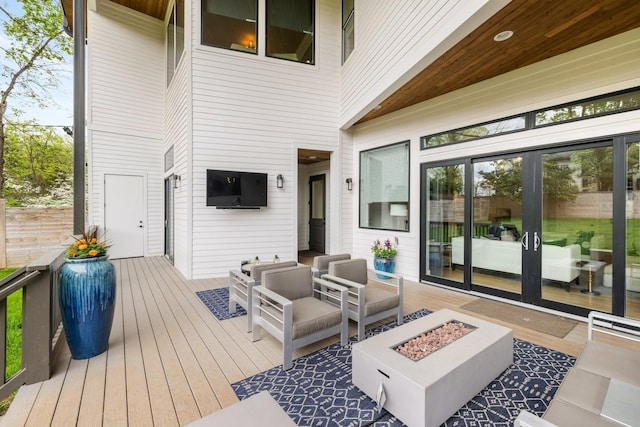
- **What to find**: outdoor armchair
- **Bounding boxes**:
[311,253,351,277]
[251,265,349,370]
[229,261,298,332]
[322,258,403,341]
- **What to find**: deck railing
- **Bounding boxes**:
[0,248,66,401]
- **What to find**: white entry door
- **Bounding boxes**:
[105,174,145,259]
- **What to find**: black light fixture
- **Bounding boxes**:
[173,175,181,189]
[276,174,284,189]
[346,178,353,191]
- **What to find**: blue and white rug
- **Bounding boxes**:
[232,309,575,426]
[196,288,246,321]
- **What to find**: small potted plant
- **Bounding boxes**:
[371,237,399,278]
[58,226,116,359]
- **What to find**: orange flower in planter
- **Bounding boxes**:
[66,226,110,259]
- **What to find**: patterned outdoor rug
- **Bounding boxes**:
[196,288,246,321]
[232,309,575,427]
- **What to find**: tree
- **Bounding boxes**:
[4,120,73,206]
[0,0,72,198]
[477,156,578,201]
[573,147,614,192]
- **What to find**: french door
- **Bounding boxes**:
[422,140,621,316]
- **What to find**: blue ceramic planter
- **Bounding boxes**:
[373,257,396,279]
[58,256,116,359]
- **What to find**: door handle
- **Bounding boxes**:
[522,231,529,251]
[534,232,541,252]
[139,220,144,229]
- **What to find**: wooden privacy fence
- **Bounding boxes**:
[0,200,73,269]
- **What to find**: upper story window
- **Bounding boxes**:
[166,0,185,86]
[360,141,410,231]
[201,0,258,54]
[342,0,354,63]
[266,0,315,64]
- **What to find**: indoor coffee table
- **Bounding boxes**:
[352,308,513,427]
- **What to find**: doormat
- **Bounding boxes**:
[196,288,246,321]
[232,309,575,426]
[461,298,579,338]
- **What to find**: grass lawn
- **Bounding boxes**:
[1,267,22,416]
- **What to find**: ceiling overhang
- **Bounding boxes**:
[61,1,640,127]
[355,0,640,125]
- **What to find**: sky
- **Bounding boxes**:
[0,1,74,131]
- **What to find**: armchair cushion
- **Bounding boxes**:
[328,258,368,285]
[312,253,351,276]
[323,258,403,341]
[252,261,298,282]
[363,286,400,317]
[292,297,343,339]
[263,265,313,300]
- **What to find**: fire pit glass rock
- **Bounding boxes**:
[393,320,477,361]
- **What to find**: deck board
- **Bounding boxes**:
[2,255,626,426]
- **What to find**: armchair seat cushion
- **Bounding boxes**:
[261,297,343,340]
[292,297,343,339]
[553,367,609,414]
[360,286,400,317]
[574,340,640,386]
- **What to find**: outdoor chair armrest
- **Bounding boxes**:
[230,269,254,286]
[587,311,640,342]
[252,284,291,309]
[320,274,365,290]
[313,277,349,307]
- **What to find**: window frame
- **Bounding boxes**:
[265,0,315,65]
[359,140,411,232]
[421,86,640,150]
[200,0,259,55]
[342,0,354,64]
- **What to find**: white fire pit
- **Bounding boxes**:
[352,309,513,427]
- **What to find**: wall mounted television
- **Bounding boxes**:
[206,169,268,208]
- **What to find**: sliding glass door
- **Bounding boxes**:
[471,156,524,296]
[421,139,628,316]
[422,162,464,284]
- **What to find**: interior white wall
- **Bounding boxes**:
[350,28,640,282]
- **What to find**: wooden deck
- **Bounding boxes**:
[0,256,613,426]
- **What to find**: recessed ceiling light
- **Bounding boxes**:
[373,105,382,110]
[309,156,317,159]
[493,30,513,42]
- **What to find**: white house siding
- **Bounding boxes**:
[189,0,343,278]
[350,28,640,283]
[165,0,193,277]
[87,2,165,256]
[165,60,191,275]
[340,130,354,255]
[339,0,511,127]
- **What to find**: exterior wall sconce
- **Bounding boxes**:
[276,174,284,189]
[346,178,353,191]
[173,175,181,189]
